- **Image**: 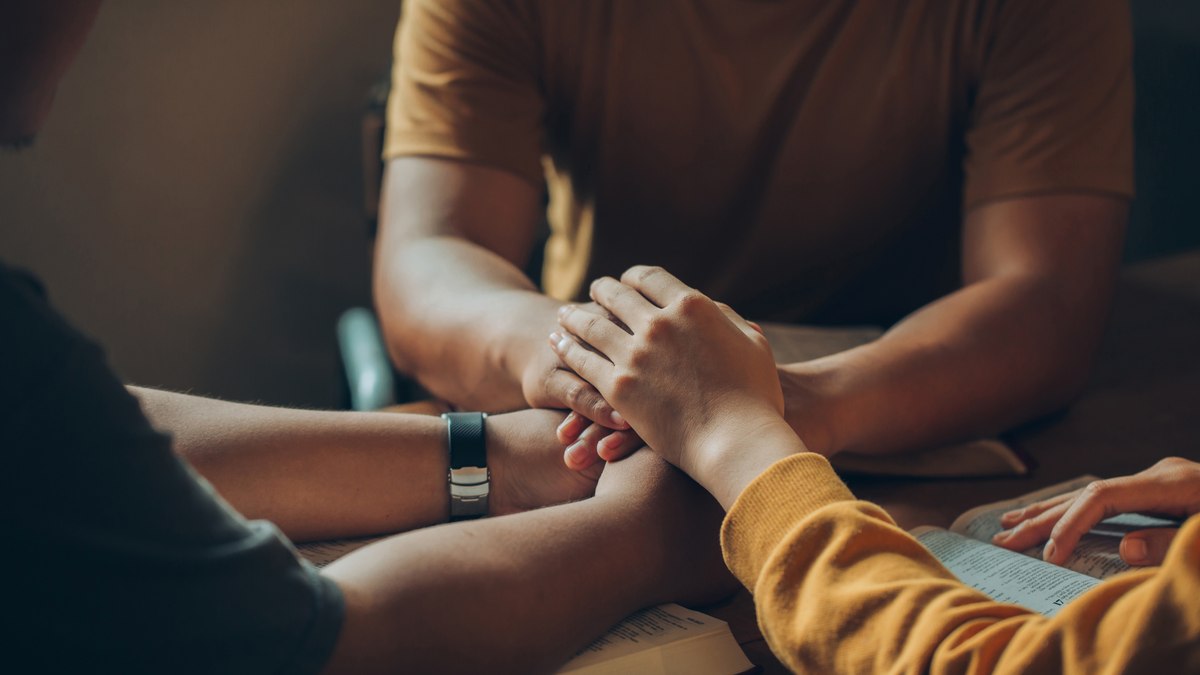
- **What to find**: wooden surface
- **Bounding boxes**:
[710,250,1200,673]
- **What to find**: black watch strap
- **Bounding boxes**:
[441,412,489,519]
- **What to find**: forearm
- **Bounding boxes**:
[722,454,1200,673]
[375,235,560,410]
[781,273,1107,456]
[131,386,447,541]
[322,496,682,674]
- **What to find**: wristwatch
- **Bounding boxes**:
[441,412,490,519]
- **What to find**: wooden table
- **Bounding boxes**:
[711,250,1200,673]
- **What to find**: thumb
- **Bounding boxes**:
[1120,528,1179,566]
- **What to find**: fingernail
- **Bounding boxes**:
[610,410,626,427]
[992,530,1010,543]
[558,305,572,318]
[597,436,618,459]
[565,441,589,467]
[549,331,562,345]
[1123,537,1148,564]
[557,414,574,434]
[1000,509,1022,523]
[1043,540,1057,562]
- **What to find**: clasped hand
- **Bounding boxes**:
[548,265,785,482]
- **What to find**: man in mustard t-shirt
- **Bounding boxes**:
[374,0,1134,468]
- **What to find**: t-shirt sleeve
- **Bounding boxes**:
[963,0,1134,209]
[0,263,343,675]
[384,0,545,186]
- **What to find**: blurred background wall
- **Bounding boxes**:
[0,1,1196,409]
[0,1,398,407]
[1126,0,1200,261]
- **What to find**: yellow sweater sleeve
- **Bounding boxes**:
[720,454,1200,673]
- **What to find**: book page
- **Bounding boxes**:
[950,476,1179,579]
[558,604,753,675]
[913,527,1099,617]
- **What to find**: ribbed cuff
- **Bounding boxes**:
[720,453,855,590]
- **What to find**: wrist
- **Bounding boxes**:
[483,412,516,514]
[693,412,807,511]
[778,364,841,457]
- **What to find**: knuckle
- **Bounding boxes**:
[625,265,662,284]
[640,265,665,279]
[1081,479,1111,502]
[674,291,708,315]
[1013,518,1040,538]
[627,346,653,369]
[582,312,603,333]
[610,372,636,398]
[591,397,612,418]
[564,381,588,407]
[642,315,670,340]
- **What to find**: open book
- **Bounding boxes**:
[757,322,1029,478]
[557,604,753,675]
[911,476,1178,616]
[295,539,753,675]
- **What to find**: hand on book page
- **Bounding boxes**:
[992,457,1200,566]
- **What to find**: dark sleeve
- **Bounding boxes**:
[0,263,343,675]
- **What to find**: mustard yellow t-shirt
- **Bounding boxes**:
[386,0,1133,324]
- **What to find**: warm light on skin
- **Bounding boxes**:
[0,0,103,145]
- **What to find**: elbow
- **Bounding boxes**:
[371,242,427,375]
[371,287,419,378]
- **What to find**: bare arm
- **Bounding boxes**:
[130,386,599,542]
[780,194,1127,456]
[374,157,622,430]
[321,450,733,675]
